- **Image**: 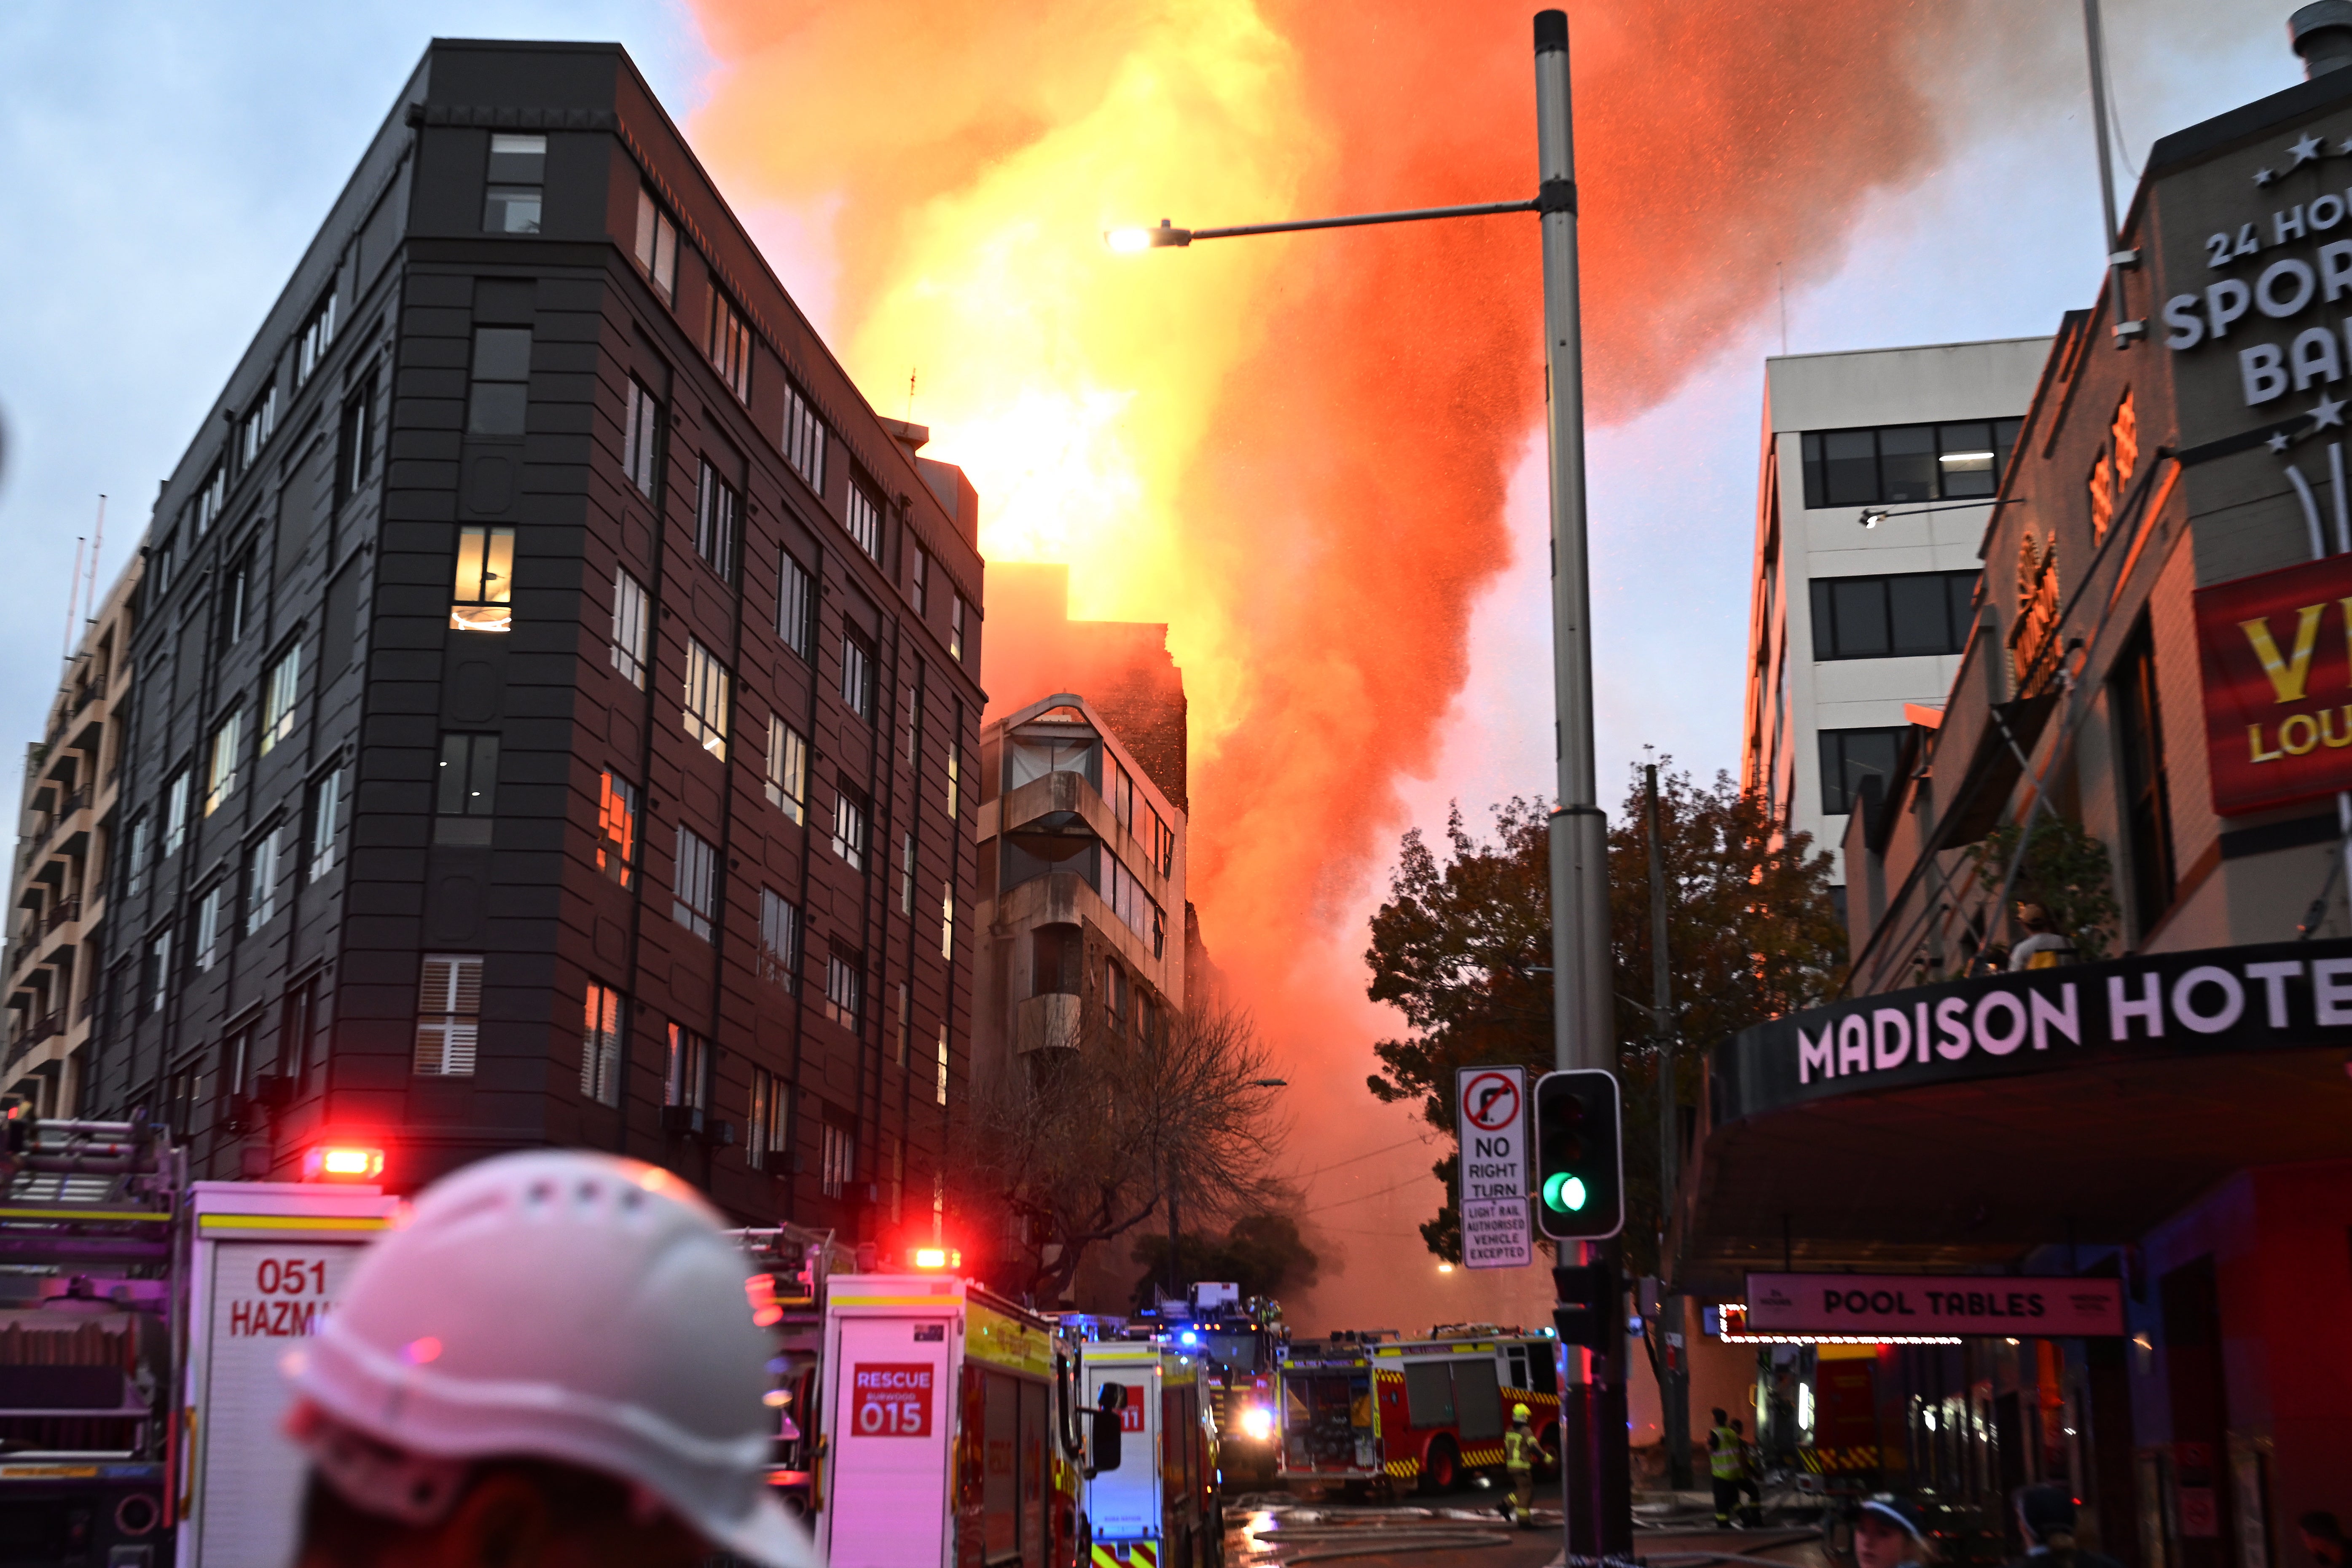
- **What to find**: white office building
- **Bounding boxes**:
[1740,338,2052,914]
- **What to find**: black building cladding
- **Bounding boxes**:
[93,40,985,1241]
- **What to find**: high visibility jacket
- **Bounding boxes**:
[1504,1427,1535,1471]
[1709,1425,1745,1478]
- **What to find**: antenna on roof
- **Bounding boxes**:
[60,536,84,664]
[85,494,105,628]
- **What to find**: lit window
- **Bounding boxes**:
[941,884,954,960]
[695,460,740,581]
[611,568,649,689]
[451,525,515,632]
[683,639,732,759]
[673,825,718,941]
[935,1024,949,1106]
[749,1067,789,1171]
[832,789,867,871]
[260,645,301,754]
[778,552,815,660]
[414,954,483,1077]
[950,594,965,662]
[633,187,678,303]
[824,945,863,1030]
[845,478,881,560]
[582,981,624,1107]
[782,382,826,493]
[765,717,808,824]
[204,711,242,817]
[467,327,532,437]
[623,375,662,497]
[707,289,751,403]
[483,134,546,233]
[945,744,959,819]
[664,1024,708,1110]
[597,772,638,887]
[759,889,800,992]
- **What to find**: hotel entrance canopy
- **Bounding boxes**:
[1670,937,2352,1297]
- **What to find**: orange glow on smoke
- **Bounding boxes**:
[687,0,1944,1299]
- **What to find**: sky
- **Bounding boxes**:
[0,0,2294,1332]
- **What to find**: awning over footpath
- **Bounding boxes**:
[1670,937,2352,1297]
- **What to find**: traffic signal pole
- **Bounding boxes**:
[1535,13,1632,1556]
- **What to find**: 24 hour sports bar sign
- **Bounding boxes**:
[2195,551,2352,813]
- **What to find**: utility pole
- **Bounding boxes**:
[2082,0,2140,345]
[1537,13,1630,1557]
[1645,764,1691,1490]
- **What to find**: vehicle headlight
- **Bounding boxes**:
[1239,1405,1274,1442]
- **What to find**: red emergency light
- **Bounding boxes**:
[909,1246,961,1270]
[301,1144,386,1182]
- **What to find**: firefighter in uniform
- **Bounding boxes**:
[1503,1404,1537,1528]
[1708,1408,1745,1528]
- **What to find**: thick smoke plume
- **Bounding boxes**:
[687,0,1954,1319]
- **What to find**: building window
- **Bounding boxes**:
[706,289,751,403]
[1807,571,1978,660]
[435,733,499,846]
[467,327,532,437]
[237,384,278,474]
[633,187,678,304]
[1799,418,2024,509]
[778,552,815,660]
[945,743,960,819]
[623,375,662,497]
[451,525,515,632]
[2088,452,2116,546]
[673,825,718,941]
[832,788,867,871]
[824,944,863,1030]
[1816,727,1907,816]
[899,831,915,915]
[841,632,874,720]
[306,766,343,881]
[414,954,483,1077]
[125,815,150,898]
[219,548,254,651]
[598,771,638,886]
[582,981,624,1107]
[483,133,545,233]
[205,711,242,817]
[759,889,800,992]
[941,884,955,960]
[896,982,910,1065]
[295,289,338,388]
[949,594,965,662]
[336,378,377,507]
[765,717,808,824]
[935,1024,949,1107]
[244,828,279,934]
[664,1024,707,1110]
[905,683,922,767]
[194,882,228,973]
[611,568,650,689]
[886,1132,905,1223]
[782,382,826,493]
[694,460,740,581]
[164,770,192,857]
[845,477,881,560]
[191,462,227,539]
[145,929,172,1015]
[682,638,732,760]
[910,545,929,617]
[2114,619,2177,937]
[819,1118,856,1199]
[261,643,301,754]
[748,1067,789,1171]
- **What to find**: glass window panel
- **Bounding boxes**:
[1887,573,1951,655]
[1800,432,1826,510]
[1936,422,1996,499]
[1879,424,1936,502]
[1829,578,1889,657]
[467,382,527,437]
[1947,573,1979,648]
[1821,430,1879,506]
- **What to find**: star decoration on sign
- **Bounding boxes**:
[2291,132,2325,166]
[2256,166,2279,187]
[2312,392,2348,429]
[2271,430,2295,454]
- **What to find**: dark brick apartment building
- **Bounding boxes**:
[87,38,984,1243]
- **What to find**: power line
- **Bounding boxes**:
[1302,1174,1435,1215]
[1286,1131,1439,1184]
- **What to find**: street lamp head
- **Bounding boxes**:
[1104,218,1192,253]
[1859,508,1889,529]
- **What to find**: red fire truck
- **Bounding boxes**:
[1275,1329,1560,1492]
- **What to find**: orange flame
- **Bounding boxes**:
[687,0,1947,1315]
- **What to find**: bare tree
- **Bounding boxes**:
[964,999,1289,1306]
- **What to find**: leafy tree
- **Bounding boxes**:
[1967,814,2119,960]
[1129,1213,1320,1307]
[1364,764,1845,1274]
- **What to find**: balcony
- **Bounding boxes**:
[42,899,78,935]
[1015,992,1083,1055]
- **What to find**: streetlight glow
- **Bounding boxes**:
[1104,227,1152,255]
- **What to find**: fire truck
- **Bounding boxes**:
[1152,1285,1284,1489]
[1077,1340,1220,1568]
[816,1270,1125,1568]
[1274,1328,1561,1492]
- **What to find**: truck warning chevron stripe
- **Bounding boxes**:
[1092,1544,1157,1568]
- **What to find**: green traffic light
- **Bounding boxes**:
[1542,1172,1588,1213]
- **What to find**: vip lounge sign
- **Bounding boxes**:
[2195,551,2352,812]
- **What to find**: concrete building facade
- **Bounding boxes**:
[84,39,984,1249]
[1741,338,2051,905]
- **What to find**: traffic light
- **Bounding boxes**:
[1551,1262,1611,1347]
[1532,1069,1623,1242]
